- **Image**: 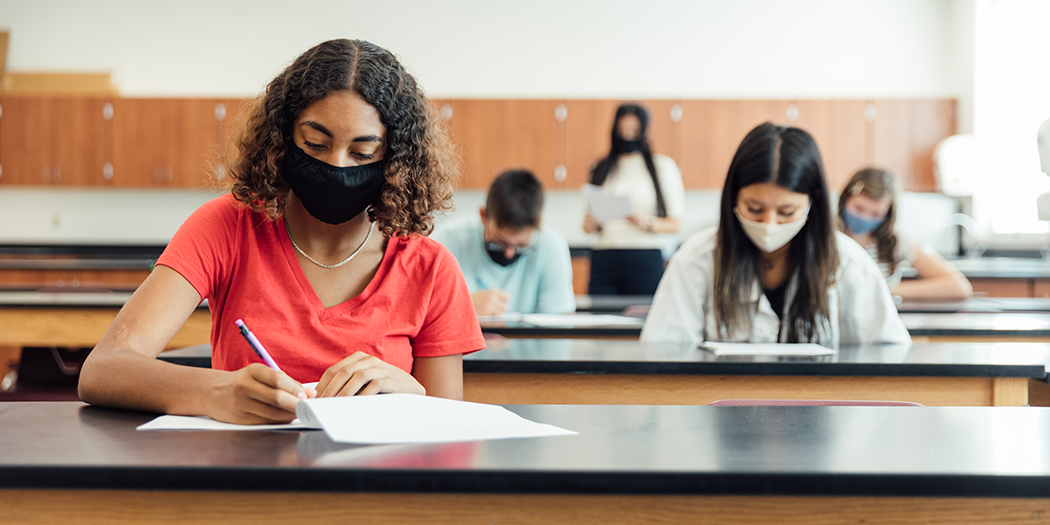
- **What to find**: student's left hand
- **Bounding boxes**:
[314,351,426,397]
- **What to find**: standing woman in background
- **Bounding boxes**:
[582,103,685,295]
[839,168,972,301]
[642,123,909,347]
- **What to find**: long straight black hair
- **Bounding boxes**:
[588,103,667,217]
[713,122,838,342]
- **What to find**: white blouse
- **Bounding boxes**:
[592,153,685,250]
[640,227,911,349]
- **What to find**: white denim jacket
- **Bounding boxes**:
[640,227,911,348]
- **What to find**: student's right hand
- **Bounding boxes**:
[472,289,510,316]
[207,364,315,425]
[583,214,601,234]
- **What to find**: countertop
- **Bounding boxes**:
[161,340,1050,380]
[3,402,1050,497]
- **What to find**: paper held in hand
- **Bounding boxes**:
[698,342,837,356]
[582,183,632,223]
[137,394,577,444]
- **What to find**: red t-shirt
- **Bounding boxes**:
[157,195,485,383]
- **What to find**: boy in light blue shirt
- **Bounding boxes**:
[432,169,576,315]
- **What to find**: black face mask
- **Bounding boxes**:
[283,143,386,225]
[613,137,643,153]
[486,248,521,267]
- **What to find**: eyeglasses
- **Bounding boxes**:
[485,240,535,255]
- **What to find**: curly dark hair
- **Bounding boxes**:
[226,39,458,237]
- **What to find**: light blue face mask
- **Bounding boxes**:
[842,207,885,235]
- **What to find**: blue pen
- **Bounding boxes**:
[476,276,489,291]
[235,318,283,372]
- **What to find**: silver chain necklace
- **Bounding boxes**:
[285,219,375,269]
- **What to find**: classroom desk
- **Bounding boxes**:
[896,296,1050,313]
[2,402,1049,524]
[160,340,1050,407]
[574,294,652,313]
[901,312,1050,342]
[479,314,644,338]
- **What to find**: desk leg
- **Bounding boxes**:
[992,377,1029,406]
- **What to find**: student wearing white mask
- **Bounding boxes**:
[641,123,910,348]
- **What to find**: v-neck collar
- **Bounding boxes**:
[277,216,396,321]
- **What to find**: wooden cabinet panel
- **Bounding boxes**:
[0,97,110,186]
[678,100,721,188]
[0,97,53,184]
[111,98,167,187]
[563,100,620,190]
[111,99,221,188]
[912,99,956,192]
[792,100,838,189]
[829,100,869,191]
[170,99,222,188]
[216,97,250,185]
[439,99,505,189]
[52,98,112,186]
[503,100,560,189]
[641,100,680,167]
[871,99,913,189]
[679,100,789,189]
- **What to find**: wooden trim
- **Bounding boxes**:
[0,307,210,349]
[463,373,1019,406]
[0,73,118,96]
[1029,379,1050,407]
[2,490,1048,524]
[992,377,1030,406]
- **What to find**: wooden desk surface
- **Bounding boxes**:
[161,340,1050,407]
[2,402,1050,524]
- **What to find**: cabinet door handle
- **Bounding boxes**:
[154,167,164,183]
[43,166,51,182]
[670,104,683,123]
[215,103,226,122]
[53,166,61,183]
[166,167,173,181]
[102,102,114,121]
[103,162,114,181]
[554,104,567,123]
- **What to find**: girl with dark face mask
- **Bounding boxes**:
[583,103,685,296]
[79,39,485,425]
[838,168,972,301]
[641,123,910,348]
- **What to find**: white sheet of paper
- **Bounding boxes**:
[698,342,837,356]
[138,382,323,431]
[520,313,644,327]
[582,183,633,223]
[296,394,577,444]
[137,415,316,431]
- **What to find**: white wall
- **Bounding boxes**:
[0,0,961,98]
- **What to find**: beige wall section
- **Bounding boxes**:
[0,0,963,99]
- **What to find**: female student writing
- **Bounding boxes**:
[839,168,973,301]
[641,123,910,347]
[79,39,485,424]
[582,103,685,295]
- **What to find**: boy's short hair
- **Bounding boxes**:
[486,169,544,229]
